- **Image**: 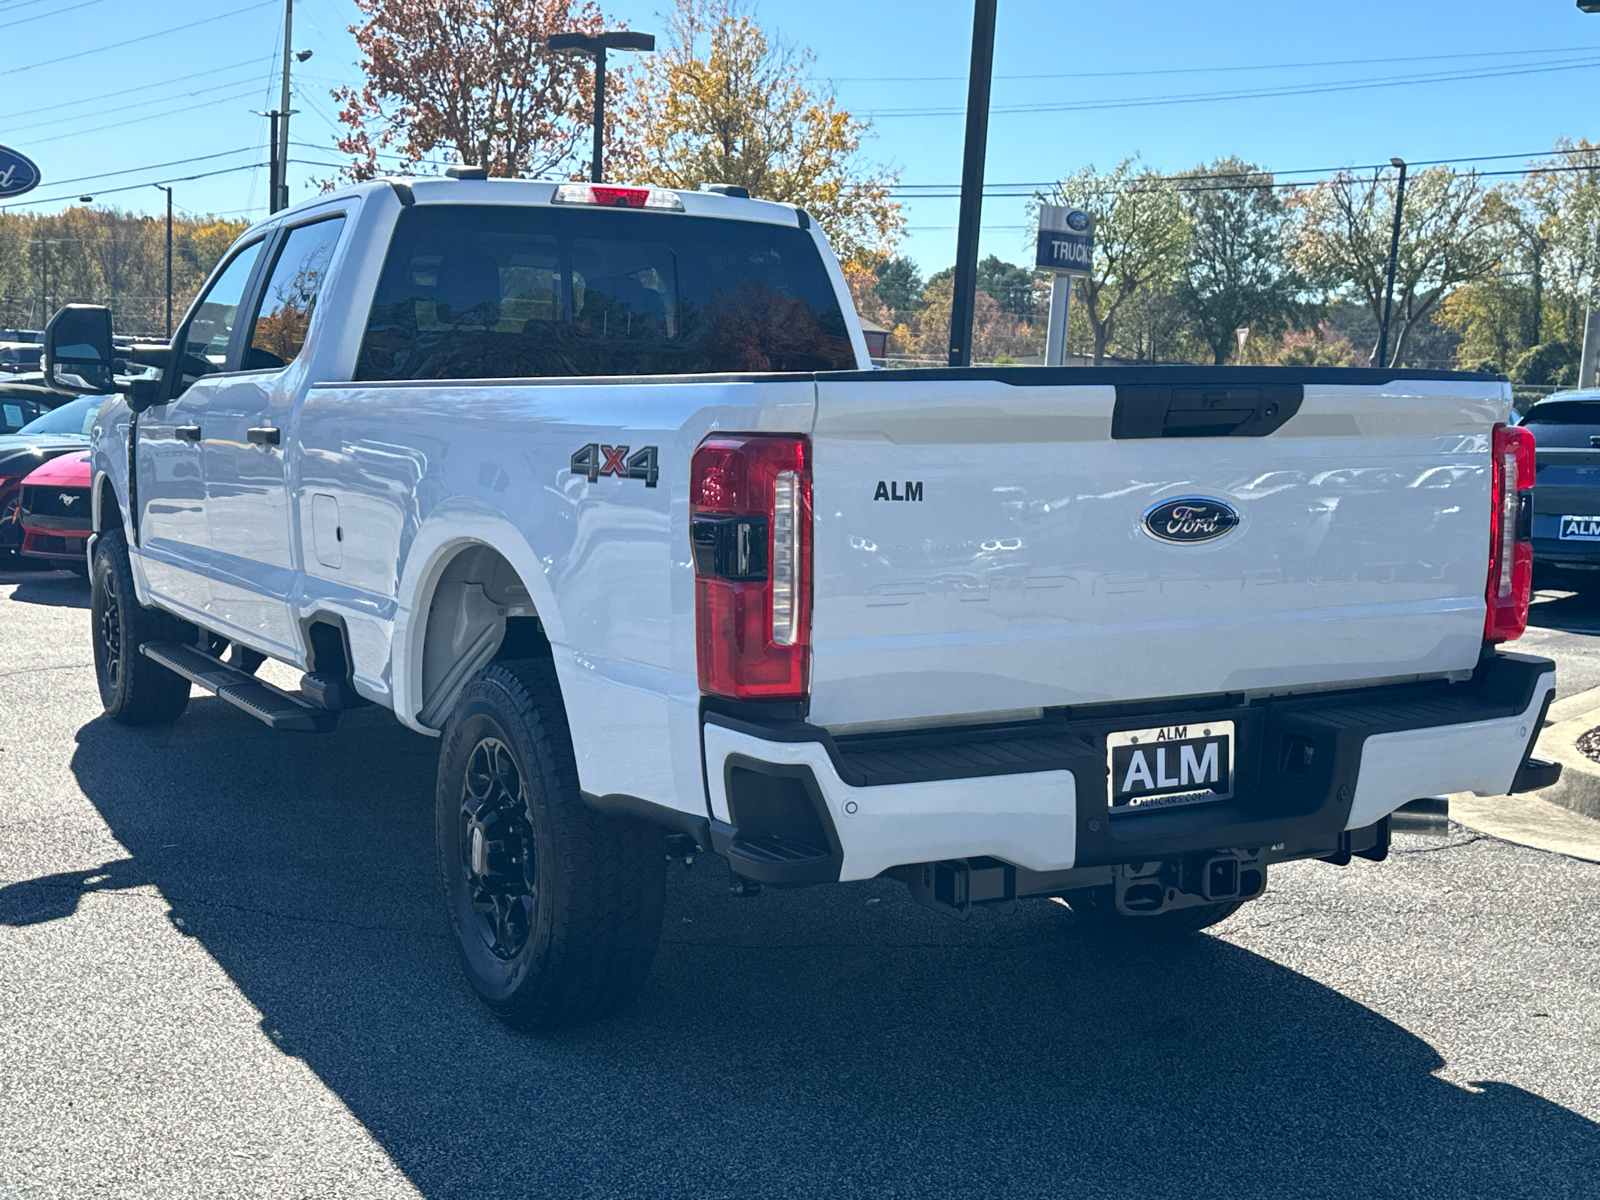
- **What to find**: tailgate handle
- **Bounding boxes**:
[1112,383,1303,439]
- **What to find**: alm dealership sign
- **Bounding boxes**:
[0,145,40,199]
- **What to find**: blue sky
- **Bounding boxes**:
[3,0,1600,274]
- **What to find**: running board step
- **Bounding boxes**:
[140,642,338,732]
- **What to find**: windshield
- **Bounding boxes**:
[14,395,100,437]
[1522,400,1600,426]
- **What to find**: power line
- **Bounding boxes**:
[864,56,1600,119]
[2,58,262,122]
[829,43,1600,84]
[0,161,267,211]
[6,80,269,140]
[0,0,276,79]
[890,144,1600,197]
[0,0,112,30]
[0,148,257,194]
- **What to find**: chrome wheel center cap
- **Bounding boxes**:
[470,826,488,875]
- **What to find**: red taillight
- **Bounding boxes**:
[691,434,812,700]
[1486,422,1536,644]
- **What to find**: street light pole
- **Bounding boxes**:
[1377,156,1408,370]
[948,0,998,368]
[548,31,656,183]
[153,184,173,337]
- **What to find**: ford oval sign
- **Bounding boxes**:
[1142,497,1240,544]
[0,145,40,199]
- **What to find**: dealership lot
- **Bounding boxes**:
[2,566,1599,1200]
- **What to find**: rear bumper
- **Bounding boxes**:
[1532,536,1600,571]
[700,652,1556,884]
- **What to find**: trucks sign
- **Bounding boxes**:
[1035,227,1092,273]
[1036,204,1092,275]
[0,145,40,199]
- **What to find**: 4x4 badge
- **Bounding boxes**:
[571,443,659,487]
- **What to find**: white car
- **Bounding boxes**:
[53,175,1556,1029]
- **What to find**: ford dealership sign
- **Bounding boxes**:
[0,146,40,199]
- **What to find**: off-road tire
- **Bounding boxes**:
[436,659,666,1030]
[1066,888,1242,939]
[91,527,191,725]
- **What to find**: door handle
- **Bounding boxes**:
[246,426,281,446]
[174,425,201,441]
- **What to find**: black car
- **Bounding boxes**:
[1522,390,1600,588]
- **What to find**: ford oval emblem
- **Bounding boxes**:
[0,144,40,200]
[1142,496,1240,544]
[1065,208,1090,232]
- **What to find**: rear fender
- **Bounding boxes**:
[392,503,564,737]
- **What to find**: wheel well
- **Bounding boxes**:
[416,543,545,728]
[94,474,119,534]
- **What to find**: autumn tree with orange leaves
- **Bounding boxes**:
[331,0,621,181]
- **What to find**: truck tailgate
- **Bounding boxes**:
[806,373,1509,728]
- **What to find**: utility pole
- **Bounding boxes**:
[548,31,656,183]
[153,184,173,337]
[1578,219,1600,390]
[1377,157,1408,370]
[948,0,998,367]
[28,237,61,327]
[276,0,293,212]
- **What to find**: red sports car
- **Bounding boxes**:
[18,448,91,570]
[0,393,102,561]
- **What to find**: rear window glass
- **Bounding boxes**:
[355,204,854,381]
[1522,401,1600,426]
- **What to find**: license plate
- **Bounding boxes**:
[1559,515,1600,541]
[1107,721,1234,813]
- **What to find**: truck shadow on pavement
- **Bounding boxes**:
[32,698,1600,1200]
[0,566,89,607]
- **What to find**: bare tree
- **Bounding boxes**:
[1287,166,1502,368]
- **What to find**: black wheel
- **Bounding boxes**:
[1065,888,1242,939]
[91,527,191,725]
[436,658,665,1030]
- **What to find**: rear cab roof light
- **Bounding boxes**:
[551,183,684,211]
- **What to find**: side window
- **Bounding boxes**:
[244,216,345,370]
[173,239,265,396]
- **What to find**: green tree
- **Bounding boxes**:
[1039,158,1191,364]
[1174,157,1306,364]
[1435,277,1533,372]
[613,0,902,262]
[1516,139,1600,346]
[872,256,923,321]
[975,255,1038,322]
[1287,165,1501,368]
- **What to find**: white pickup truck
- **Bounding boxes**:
[49,174,1558,1030]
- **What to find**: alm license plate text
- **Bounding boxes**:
[1107,721,1234,813]
[1559,515,1600,541]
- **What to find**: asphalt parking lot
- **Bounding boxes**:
[3,566,1599,1199]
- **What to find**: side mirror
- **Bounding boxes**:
[43,304,115,395]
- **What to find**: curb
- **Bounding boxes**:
[1523,706,1600,823]
[1448,693,1600,864]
